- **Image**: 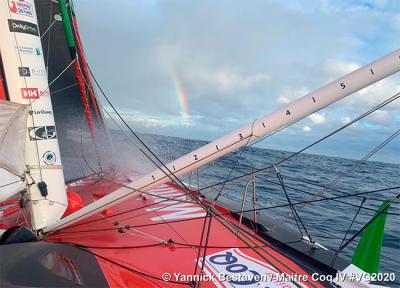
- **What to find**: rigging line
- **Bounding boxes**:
[84,63,389,284]
[60,241,269,249]
[195,92,400,195]
[204,171,396,216]
[60,109,166,244]
[85,65,191,194]
[275,177,400,215]
[198,89,400,185]
[99,103,170,177]
[197,214,213,288]
[270,92,400,168]
[224,156,400,216]
[29,59,76,106]
[106,174,315,285]
[75,121,195,246]
[48,83,78,95]
[293,128,400,214]
[213,120,256,203]
[80,76,104,172]
[45,1,53,70]
[335,193,400,254]
[49,186,399,239]
[69,112,265,228]
[200,207,319,288]
[51,241,164,249]
[139,191,202,257]
[63,243,191,285]
[235,186,400,215]
[222,173,394,213]
[193,212,211,277]
[77,131,166,243]
[66,158,308,282]
[79,79,211,246]
[40,18,57,40]
[330,197,366,267]
[88,65,278,229]
[55,181,201,230]
[310,225,400,266]
[61,184,399,235]
[275,166,314,243]
[71,145,87,178]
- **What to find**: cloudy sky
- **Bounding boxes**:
[74,0,399,163]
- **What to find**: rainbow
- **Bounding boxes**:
[172,69,190,126]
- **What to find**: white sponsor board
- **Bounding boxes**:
[200,248,300,288]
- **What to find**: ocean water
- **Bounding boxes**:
[115,132,400,285]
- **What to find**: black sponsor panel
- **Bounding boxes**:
[8,19,39,36]
[28,126,57,141]
[18,66,31,76]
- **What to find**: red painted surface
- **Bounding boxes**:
[0,173,324,288]
[71,16,102,120]
[63,191,84,217]
[0,79,6,100]
[72,61,95,137]
[0,62,7,100]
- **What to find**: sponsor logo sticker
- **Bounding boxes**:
[21,87,39,99]
[15,45,34,54]
[9,0,34,17]
[42,150,56,165]
[18,66,30,77]
[29,109,52,116]
[28,126,57,141]
[40,90,50,97]
[200,248,298,287]
[8,19,38,36]
[31,67,46,76]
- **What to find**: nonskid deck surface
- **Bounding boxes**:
[1,173,325,287]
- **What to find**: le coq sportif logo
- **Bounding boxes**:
[8,19,38,36]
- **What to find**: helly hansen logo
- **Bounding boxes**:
[21,88,39,99]
[8,19,38,36]
[28,126,57,141]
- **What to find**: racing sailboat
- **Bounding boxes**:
[0,0,399,287]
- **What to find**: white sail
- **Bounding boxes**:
[0,100,28,202]
[44,48,400,233]
[0,100,28,177]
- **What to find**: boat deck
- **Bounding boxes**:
[1,172,346,287]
